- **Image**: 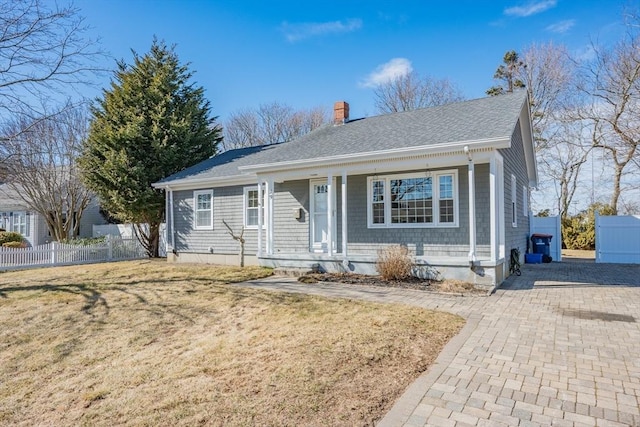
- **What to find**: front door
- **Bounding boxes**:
[310,180,335,252]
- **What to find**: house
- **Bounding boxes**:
[153,92,537,287]
[0,183,106,246]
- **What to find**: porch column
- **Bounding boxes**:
[257,178,263,257]
[466,147,477,263]
[489,157,497,263]
[327,172,334,256]
[266,177,274,255]
[492,153,506,261]
[341,170,348,258]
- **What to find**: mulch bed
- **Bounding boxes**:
[297,273,488,295]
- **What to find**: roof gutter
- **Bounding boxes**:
[239,136,510,173]
[151,174,257,190]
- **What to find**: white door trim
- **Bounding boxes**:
[309,178,336,253]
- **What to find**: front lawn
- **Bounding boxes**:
[0,260,464,426]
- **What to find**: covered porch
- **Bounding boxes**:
[247,147,508,288]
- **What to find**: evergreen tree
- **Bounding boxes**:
[80,39,221,257]
[486,50,526,96]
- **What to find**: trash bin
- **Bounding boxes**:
[530,233,552,258]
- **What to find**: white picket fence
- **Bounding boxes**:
[0,236,146,270]
[93,223,166,257]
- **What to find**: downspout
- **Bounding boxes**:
[465,146,477,267]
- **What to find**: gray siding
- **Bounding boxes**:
[173,185,259,255]
[500,119,531,256]
[78,201,106,239]
[347,166,490,258]
[34,214,48,246]
[173,165,496,260]
[273,180,310,253]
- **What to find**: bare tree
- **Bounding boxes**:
[222,102,329,151]
[517,42,588,218]
[0,104,93,240]
[222,219,245,267]
[0,0,103,120]
[373,71,465,113]
[536,117,593,222]
[576,16,640,213]
[519,43,576,151]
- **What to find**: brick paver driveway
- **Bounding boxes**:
[242,261,640,426]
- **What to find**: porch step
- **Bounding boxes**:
[273,267,318,277]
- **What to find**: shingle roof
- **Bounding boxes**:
[0,183,28,210]
[154,144,283,184]
[156,91,527,186]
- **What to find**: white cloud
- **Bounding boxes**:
[546,19,576,33]
[359,58,413,88]
[281,18,362,42]
[504,0,557,17]
[574,44,596,62]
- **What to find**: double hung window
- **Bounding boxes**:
[244,186,265,228]
[194,190,213,229]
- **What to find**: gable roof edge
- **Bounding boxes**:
[518,94,538,187]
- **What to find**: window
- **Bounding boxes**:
[244,186,265,228]
[439,175,455,224]
[371,180,385,224]
[511,175,517,227]
[11,212,28,236]
[523,185,528,217]
[368,170,458,228]
[194,190,213,230]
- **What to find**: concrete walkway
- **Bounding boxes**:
[241,261,640,427]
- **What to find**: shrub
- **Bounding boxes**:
[0,231,23,246]
[376,245,413,281]
[61,236,106,246]
[2,241,26,248]
[562,202,615,250]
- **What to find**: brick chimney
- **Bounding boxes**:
[333,101,349,125]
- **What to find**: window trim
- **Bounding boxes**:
[243,186,265,229]
[193,189,214,230]
[11,211,28,236]
[522,184,528,217]
[367,170,459,228]
[511,175,517,228]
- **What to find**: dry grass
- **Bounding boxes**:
[562,249,595,260]
[0,260,464,426]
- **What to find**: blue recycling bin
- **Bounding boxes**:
[531,233,552,257]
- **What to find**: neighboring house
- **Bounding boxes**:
[0,183,106,246]
[153,92,537,287]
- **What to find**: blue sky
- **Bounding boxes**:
[74,0,627,122]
